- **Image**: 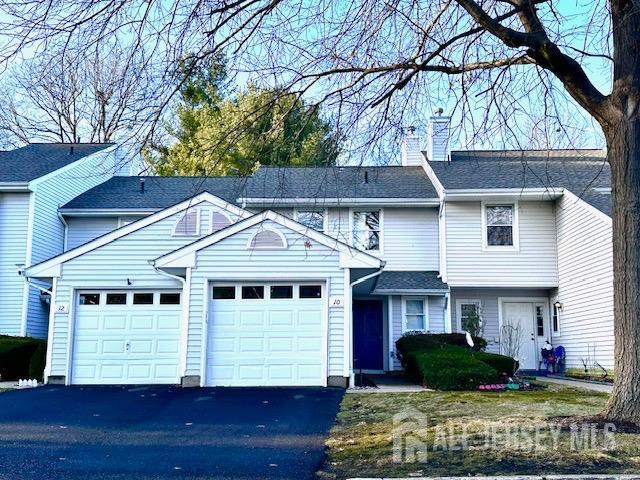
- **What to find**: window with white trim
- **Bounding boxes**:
[458,300,481,333]
[296,210,325,233]
[173,209,199,236]
[485,205,514,246]
[248,228,287,249]
[211,211,232,233]
[404,298,426,331]
[552,304,560,334]
[535,304,545,336]
[353,210,381,251]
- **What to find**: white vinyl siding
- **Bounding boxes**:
[450,287,551,354]
[444,201,558,287]
[552,193,614,370]
[0,193,30,336]
[66,217,119,250]
[26,147,119,338]
[389,294,447,371]
[47,201,225,378]
[383,207,439,270]
[188,220,345,379]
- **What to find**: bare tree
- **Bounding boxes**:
[0,42,153,146]
[0,1,638,423]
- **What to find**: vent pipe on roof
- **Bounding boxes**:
[140,177,145,193]
[364,170,369,184]
[69,146,74,155]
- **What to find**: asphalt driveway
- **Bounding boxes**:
[0,385,344,480]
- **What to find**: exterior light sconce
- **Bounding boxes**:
[554,301,563,312]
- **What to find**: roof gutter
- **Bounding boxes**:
[17,264,52,295]
[443,187,564,200]
[0,182,30,192]
[238,198,440,207]
[59,208,160,216]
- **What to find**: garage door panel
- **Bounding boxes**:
[72,290,181,385]
[207,282,326,387]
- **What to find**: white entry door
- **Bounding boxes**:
[206,282,326,387]
[501,302,538,370]
[72,290,182,385]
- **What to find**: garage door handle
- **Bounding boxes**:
[125,341,131,352]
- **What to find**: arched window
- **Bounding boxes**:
[172,209,199,236]
[211,211,233,233]
[247,228,287,249]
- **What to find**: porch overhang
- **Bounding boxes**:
[371,270,448,295]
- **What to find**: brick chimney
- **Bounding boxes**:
[427,109,451,162]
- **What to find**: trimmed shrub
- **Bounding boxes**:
[413,346,501,390]
[0,336,46,381]
[475,351,519,377]
[396,333,486,366]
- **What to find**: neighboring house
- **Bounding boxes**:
[0,143,134,338]
[20,118,614,387]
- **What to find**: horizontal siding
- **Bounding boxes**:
[28,148,120,339]
[445,201,558,287]
[189,220,345,378]
[383,207,438,270]
[0,193,30,335]
[66,217,119,250]
[450,287,551,354]
[552,194,614,369]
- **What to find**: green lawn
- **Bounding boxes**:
[319,385,640,479]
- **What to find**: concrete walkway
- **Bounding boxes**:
[347,374,428,394]
[535,376,613,393]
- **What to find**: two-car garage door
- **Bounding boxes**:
[72,290,182,385]
[206,282,326,387]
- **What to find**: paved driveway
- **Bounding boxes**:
[0,385,343,480]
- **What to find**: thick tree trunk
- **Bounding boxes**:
[601,0,640,425]
[603,118,640,425]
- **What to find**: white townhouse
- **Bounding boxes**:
[18,117,614,387]
[0,143,139,339]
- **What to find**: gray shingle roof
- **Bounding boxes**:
[62,176,248,209]
[428,149,611,215]
[244,166,438,200]
[373,271,448,293]
[0,143,114,183]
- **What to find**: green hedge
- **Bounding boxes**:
[413,346,501,391]
[0,336,46,381]
[395,333,517,390]
[475,351,519,377]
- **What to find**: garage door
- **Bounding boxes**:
[72,290,182,385]
[207,282,326,386]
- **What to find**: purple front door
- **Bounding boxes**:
[353,300,384,370]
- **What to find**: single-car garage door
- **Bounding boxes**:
[207,282,326,387]
[72,290,182,385]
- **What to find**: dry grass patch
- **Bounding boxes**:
[320,385,640,479]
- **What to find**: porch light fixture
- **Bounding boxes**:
[554,301,563,311]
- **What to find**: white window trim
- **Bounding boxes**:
[455,298,481,332]
[209,209,233,234]
[172,208,201,237]
[246,226,288,250]
[481,201,519,251]
[552,303,561,335]
[401,296,429,333]
[349,208,384,254]
[293,207,329,233]
[534,302,546,338]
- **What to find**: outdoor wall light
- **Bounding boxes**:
[554,301,563,311]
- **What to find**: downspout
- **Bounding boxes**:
[150,262,186,286]
[17,265,53,296]
[346,262,386,387]
[57,209,69,252]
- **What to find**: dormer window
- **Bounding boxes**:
[211,211,232,233]
[173,209,199,236]
[247,228,287,249]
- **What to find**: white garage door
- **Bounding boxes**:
[72,290,182,385]
[207,282,326,387]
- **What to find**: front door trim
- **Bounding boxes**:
[497,296,550,370]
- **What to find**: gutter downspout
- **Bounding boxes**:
[150,262,186,286]
[17,265,53,296]
[346,262,386,387]
[57,209,69,252]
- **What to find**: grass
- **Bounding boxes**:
[320,384,640,479]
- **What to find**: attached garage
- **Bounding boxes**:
[206,282,327,387]
[71,290,182,385]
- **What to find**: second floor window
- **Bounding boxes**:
[353,210,380,251]
[485,205,514,246]
[296,210,325,233]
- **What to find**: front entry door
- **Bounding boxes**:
[353,300,384,371]
[502,302,538,370]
